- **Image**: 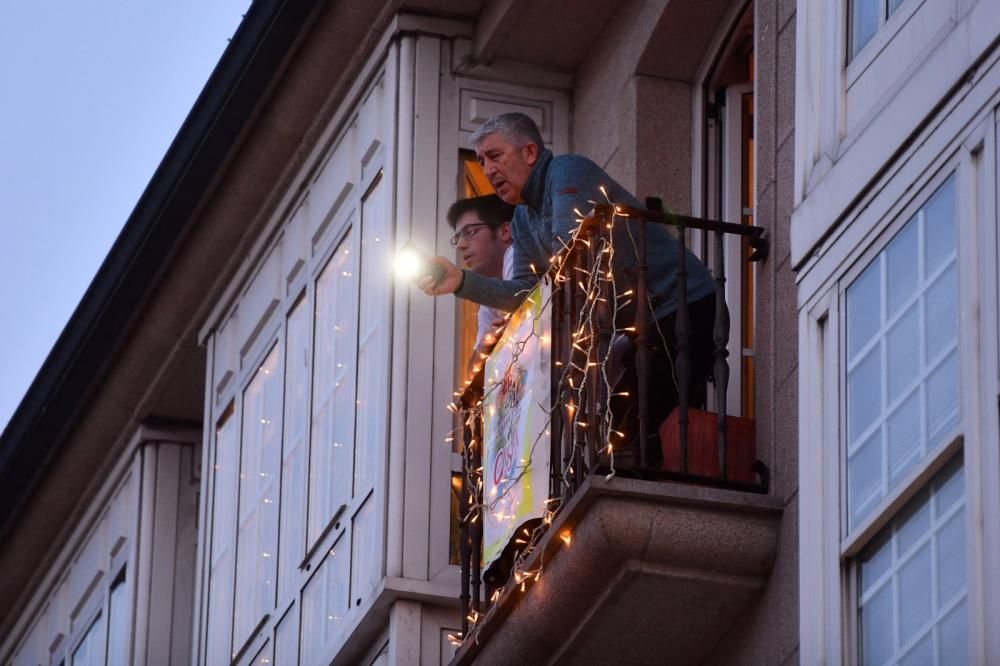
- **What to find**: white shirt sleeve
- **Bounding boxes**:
[473,246,515,354]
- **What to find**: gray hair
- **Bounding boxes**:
[470,112,546,151]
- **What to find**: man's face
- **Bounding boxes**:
[475,132,538,205]
[455,211,511,277]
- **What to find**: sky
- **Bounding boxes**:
[0,1,251,433]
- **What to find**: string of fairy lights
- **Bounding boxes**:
[445,189,680,649]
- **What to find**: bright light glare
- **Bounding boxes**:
[395,247,424,280]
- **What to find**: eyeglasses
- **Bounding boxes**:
[449,223,491,246]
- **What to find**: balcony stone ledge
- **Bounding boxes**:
[451,475,783,666]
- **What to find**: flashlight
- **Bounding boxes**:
[396,243,445,282]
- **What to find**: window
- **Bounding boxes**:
[701,2,756,418]
[309,232,357,546]
[233,346,283,650]
[278,297,310,603]
[843,174,966,664]
[71,614,103,666]
[206,403,239,664]
[355,174,388,498]
[858,456,966,665]
[849,0,907,61]
[105,569,129,666]
[845,175,958,531]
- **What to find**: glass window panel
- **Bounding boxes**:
[924,177,956,275]
[858,458,966,665]
[886,220,918,319]
[309,232,357,545]
[925,350,959,444]
[938,602,968,665]
[850,429,884,526]
[861,529,893,595]
[274,604,299,666]
[846,175,958,531]
[279,299,310,602]
[848,346,883,445]
[71,614,103,666]
[887,0,906,16]
[898,542,932,644]
[355,177,389,497]
[106,572,128,666]
[251,641,273,665]
[351,496,380,608]
[234,347,283,650]
[206,406,239,665]
[302,537,349,664]
[850,0,880,60]
[860,583,893,666]
[848,259,882,360]
[887,305,919,403]
[937,508,966,605]
[925,264,957,363]
[935,463,963,514]
[888,391,922,484]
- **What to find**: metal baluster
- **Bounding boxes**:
[635,215,650,468]
[470,407,483,615]
[550,268,564,501]
[562,241,580,500]
[675,222,690,473]
[460,422,471,635]
[595,210,613,465]
[585,218,600,474]
[713,230,730,479]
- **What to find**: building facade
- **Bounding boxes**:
[2,0,806,664]
[795,0,999,663]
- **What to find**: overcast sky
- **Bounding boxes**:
[0,1,251,432]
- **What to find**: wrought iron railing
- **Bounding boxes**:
[453,200,769,641]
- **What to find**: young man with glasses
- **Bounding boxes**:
[446,194,516,360]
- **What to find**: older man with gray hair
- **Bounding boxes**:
[420,112,718,458]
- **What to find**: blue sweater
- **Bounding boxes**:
[456,149,715,320]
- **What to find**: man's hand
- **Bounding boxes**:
[417,256,463,295]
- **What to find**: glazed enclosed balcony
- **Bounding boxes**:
[448,202,782,666]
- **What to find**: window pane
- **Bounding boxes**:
[351,496,380,609]
[847,258,882,360]
[848,346,883,445]
[849,429,884,527]
[924,179,956,275]
[355,177,389,497]
[886,221,918,319]
[309,232,357,545]
[845,176,958,529]
[275,604,299,666]
[886,305,919,403]
[234,347,283,650]
[207,406,239,664]
[302,537,349,663]
[858,458,966,665]
[887,391,921,484]
[106,572,128,666]
[71,614,103,666]
[938,602,968,664]
[850,0,880,60]
[279,299,310,602]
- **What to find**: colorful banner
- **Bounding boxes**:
[482,279,552,573]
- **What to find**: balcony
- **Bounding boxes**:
[449,202,780,665]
